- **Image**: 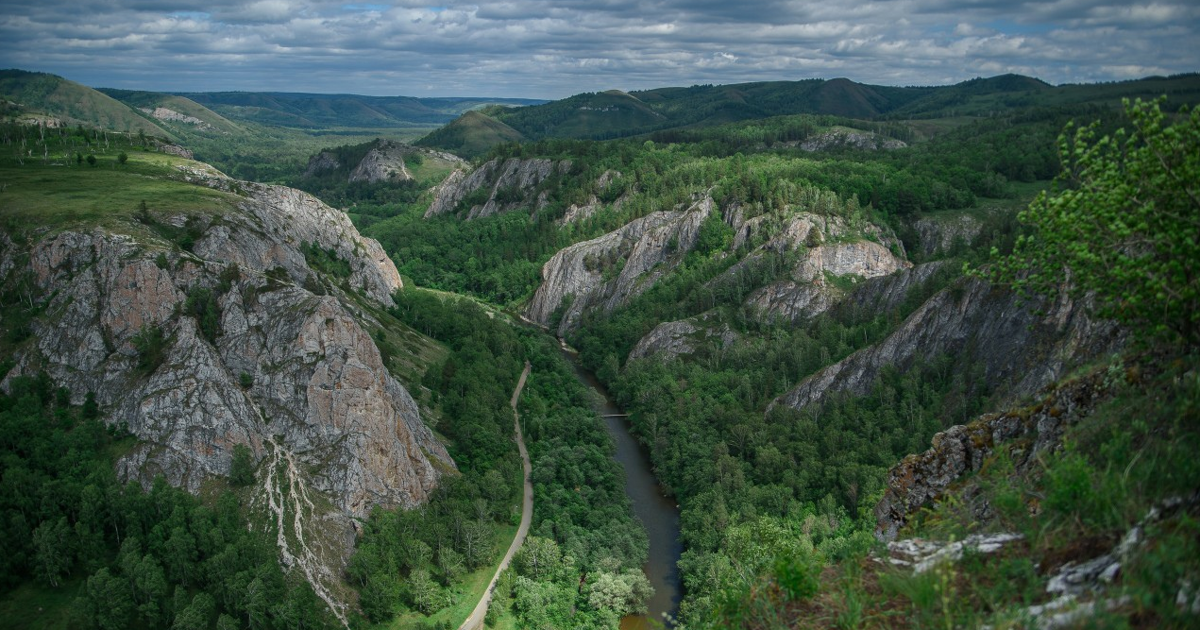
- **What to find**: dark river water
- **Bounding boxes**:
[559,347,683,629]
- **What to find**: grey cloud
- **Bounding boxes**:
[0,0,1195,98]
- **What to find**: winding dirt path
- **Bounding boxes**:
[459,360,533,630]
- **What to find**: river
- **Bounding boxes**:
[559,347,683,629]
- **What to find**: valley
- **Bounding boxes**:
[0,69,1198,630]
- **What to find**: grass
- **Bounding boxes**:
[0,579,84,630]
[0,149,237,233]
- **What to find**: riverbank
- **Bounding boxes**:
[558,347,683,629]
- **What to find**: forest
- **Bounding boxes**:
[1,69,1197,630]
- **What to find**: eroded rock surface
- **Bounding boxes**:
[1,167,452,621]
[526,196,715,336]
[774,278,1121,419]
[740,212,911,323]
[872,370,1116,541]
[425,157,572,219]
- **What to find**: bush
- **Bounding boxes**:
[132,325,167,374]
[229,444,255,487]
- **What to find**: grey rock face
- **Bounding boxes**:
[773,278,1121,417]
[349,144,412,184]
[425,157,571,219]
[913,214,984,258]
[627,312,740,363]
[303,151,341,178]
[741,212,911,323]
[796,130,907,152]
[525,196,715,336]
[140,107,212,129]
[836,261,950,318]
[2,169,452,620]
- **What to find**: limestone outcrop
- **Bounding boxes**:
[140,106,212,129]
[797,129,907,152]
[348,143,412,184]
[525,196,715,336]
[912,213,985,259]
[741,212,911,323]
[1,165,453,622]
[627,313,739,362]
[425,157,571,219]
[772,278,1121,417]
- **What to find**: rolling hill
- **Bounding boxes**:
[0,69,167,136]
[420,72,1200,155]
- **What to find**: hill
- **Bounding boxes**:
[0,69,167,136]
[179,91,545,129]
[414,110,526,158]
[419,73,1200,156]
[98,88,243,135]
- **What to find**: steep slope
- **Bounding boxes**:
[526,196,716,335]
[425,156,572,219]
[772,277,1123,415]
[0,154,453,621]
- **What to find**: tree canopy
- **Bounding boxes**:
[985,98,1200,344]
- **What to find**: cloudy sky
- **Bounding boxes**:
[1,1,1197,98]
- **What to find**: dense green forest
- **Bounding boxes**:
[0,374,339,630]
[363,290,651,628]
[356,107,1060,309]
[297,93,1198,628]
[4,67,1198,630]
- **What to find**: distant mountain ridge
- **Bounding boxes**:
[419,72,1200,155]
[177,91,546,128]
[0,68,547,137]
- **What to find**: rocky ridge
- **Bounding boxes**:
[425,157,572,219]
[140,106,212,129]
[1,164,453,622]
[526,196,715,336]
[773,277,1122,419]
[741,212,911,323]
[627,312,740,362]
[796,129,907,152]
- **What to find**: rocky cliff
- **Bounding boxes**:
[302,140,465,185]
[525,196,715,336]
[627,312,739,362]
[796,129,907,152]
[873,369,1112,541]
[740,212,911,323]
[0,163,453,622]
[425,157,571,219]
[772,277,1122,415]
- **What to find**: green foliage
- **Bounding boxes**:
[131,325,167,374]
[300,241,351,279]
[0,374,337,629]
[229,443,255,486]
[690,210,734,260]
[117,152,128,165]
[983,98,1200,344]
[183,285,220,343]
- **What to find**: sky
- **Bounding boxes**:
[1,1,1197,99]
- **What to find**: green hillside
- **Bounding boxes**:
[98,89,243,135]
[0,69,167,137]
[419,73,1200,157]
[414,110,526,158]
[180,91,544,129]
